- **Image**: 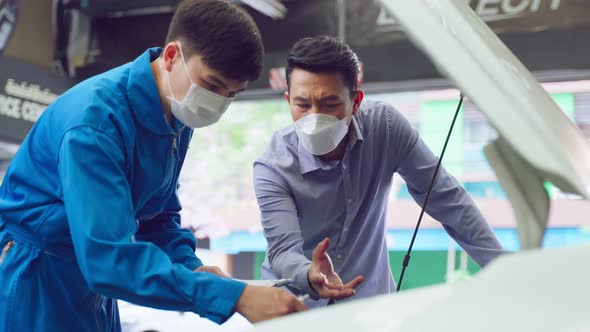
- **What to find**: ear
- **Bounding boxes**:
[284,91,290,104]
[352,89,364,114]
[161,42,179,72]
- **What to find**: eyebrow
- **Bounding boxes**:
[293,97,310,103]
[206,75,228,89]
[319,95,342,103]
[293,95,342,103]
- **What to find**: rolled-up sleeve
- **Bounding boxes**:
[386,107,504,266]
[253,162,319,298]
[58,126,244,323]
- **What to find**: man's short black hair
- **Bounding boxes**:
[165,0,264,82]
[286,36,360,97]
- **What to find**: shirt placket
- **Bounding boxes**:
[334,151,354,262]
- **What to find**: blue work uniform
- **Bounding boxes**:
[0,48,246,331]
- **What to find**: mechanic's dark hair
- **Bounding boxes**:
[286,36,360,97]
[165,0,264,82]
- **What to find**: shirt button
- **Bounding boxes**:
[342,164,347,169]
[337,254,343,260]
[347,199,353,204]
[344,227,349,232]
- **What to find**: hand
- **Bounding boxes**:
[234,285,307,323]
[194,265,230,278]
[308,238,364,300]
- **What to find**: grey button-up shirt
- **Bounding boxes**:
[254,100,504,307]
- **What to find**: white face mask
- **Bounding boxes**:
[167,47,234,128]
[294,109,352,156]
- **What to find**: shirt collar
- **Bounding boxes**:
[127,47,182,135]
[298,115,364,175]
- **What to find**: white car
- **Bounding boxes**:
[119,301,252,332]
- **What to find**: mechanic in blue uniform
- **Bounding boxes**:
[0,1,305,331]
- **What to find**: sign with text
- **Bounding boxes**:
[0,56,72,143]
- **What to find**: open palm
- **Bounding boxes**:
[308,238,364,299]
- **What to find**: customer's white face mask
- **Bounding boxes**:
[294,108,352,155]
[167,46,234,128]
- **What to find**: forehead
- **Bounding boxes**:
[289,69,348,98]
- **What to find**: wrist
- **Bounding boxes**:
[294,263,320,300]
[307,269,317,293]
[234,285,252,314]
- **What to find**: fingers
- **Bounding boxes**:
[280,290,308,315]
[311,238,330,262]
[323,278,344,290]
[322,252,334,268]
[291,298,308,312]
[320,287,355,300]
[319,276,364,300]
[343,276,364,290]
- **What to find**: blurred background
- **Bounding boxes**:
[2,0,590,292]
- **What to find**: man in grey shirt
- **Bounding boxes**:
[254,36,504,307]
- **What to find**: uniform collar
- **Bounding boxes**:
[127,47,183,135]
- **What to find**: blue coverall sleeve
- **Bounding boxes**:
[57,126,245,324]
[135,192,203,271]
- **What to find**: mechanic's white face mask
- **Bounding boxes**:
[167,47,234,128]
[294,108,352,156]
